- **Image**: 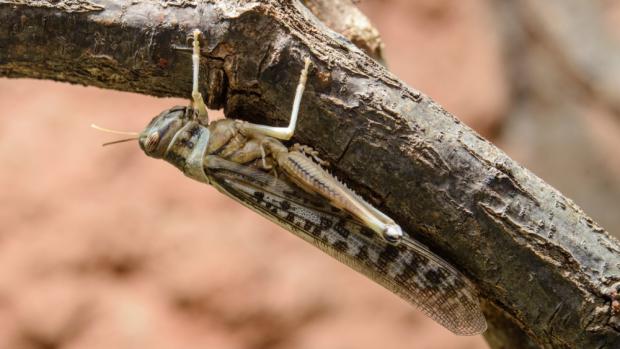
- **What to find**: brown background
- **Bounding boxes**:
[1,1,618,348]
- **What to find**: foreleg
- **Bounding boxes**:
[191,29,209,124]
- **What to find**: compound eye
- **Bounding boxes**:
[144,132,160,152]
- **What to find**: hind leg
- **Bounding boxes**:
[262,142,403,244]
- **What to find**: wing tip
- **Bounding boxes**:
[450,316,488,336]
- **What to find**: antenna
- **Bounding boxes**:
[101,137,139,147]
[91,124,139,147]
[91,124,139,136]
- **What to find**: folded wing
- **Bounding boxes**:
[205,156,487,335]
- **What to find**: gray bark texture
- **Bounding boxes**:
[1,1,619,348]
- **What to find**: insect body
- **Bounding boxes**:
[108,30,486,335]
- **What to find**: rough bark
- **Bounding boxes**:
[1,1,619,348]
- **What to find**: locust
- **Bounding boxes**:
[94,30,486,336]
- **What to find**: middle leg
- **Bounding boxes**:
[241,58,311,141]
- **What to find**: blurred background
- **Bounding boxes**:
[0,1,619,348]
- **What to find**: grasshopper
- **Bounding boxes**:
[95,30,486,335]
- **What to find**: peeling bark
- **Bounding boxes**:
[1,1,619,348]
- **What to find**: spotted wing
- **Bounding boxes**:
[205,156,487,335]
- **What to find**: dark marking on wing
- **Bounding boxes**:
[378,245,400,269]
[333,240,349,253]
[396,254,423,283]
[319,216,333,229]
[280,200,291,211]
[425,269,445,287]
[301,219,311,231]
[285,211,295,222]
[253,191,265,201]
[334,219,350,238]
[356,245,370,262]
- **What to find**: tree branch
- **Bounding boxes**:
[1,1,619,347]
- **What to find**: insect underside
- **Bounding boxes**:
[104,30,487,335]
